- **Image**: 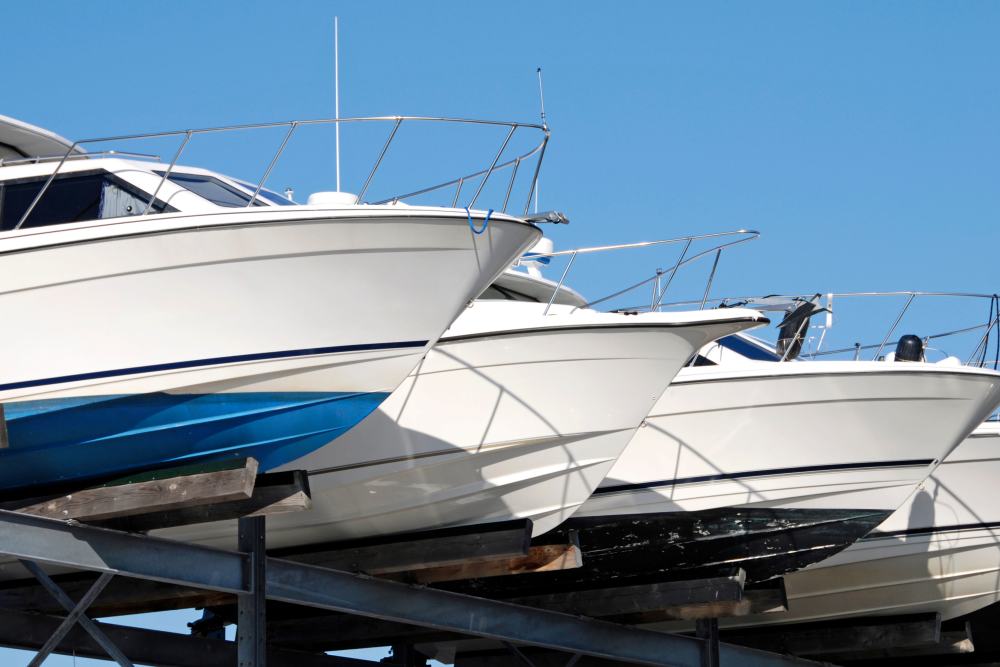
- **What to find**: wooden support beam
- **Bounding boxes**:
[607,580,788,624]
[385,545,582,584]
[4,458,259,522]
[0,608,372,667]
[278,520,533,574]
[508,570,746,619]
[723,613,942,657]
[98,470,311,532]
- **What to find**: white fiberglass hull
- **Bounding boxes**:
[637,421,1000,635]
[0,207,539,490]
[580,362,1000,520]
[165,302,766,548]
[750,420,1000,625]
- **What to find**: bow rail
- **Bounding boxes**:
[10,115,550,230]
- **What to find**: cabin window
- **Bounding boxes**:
[0,171,170,230]
[154,171,266,208]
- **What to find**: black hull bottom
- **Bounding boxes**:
[446,507,891,598]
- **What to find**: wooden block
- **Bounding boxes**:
[6,458,258,522]
[97,470,310,532]
[385,544,582,584]
[282,520,532,575]
[509,570,748,620]
[724,612,942,657]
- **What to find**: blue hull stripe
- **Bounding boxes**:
[594,459,935,495]
[0,340,428,393]
[0,391,391,491]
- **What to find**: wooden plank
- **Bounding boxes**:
[508,570,746,618]
[817,629,973,662]
[724,612,941,657]
[384,544,582,584]
[4,458,258,522]
[280,520,533,574]
[97,470,311,532]
[0,607,373,667]
[610,579,787,624]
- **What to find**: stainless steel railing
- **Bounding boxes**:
[661,290,1000,368]
[511,230,760,316]
[11,115,549,230]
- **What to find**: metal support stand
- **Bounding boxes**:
[238,515,267,667]
[695,619,719,667]
[20,560,133,667]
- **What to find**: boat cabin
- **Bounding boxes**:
[0,115,293,232]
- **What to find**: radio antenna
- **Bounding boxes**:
[536,67,547,130]
[334,16,341,192]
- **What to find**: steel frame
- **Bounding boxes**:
[0,509,822,667]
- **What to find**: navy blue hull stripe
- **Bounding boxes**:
[868,520,1000,539]
[594,458,936,495]
[0,340,428,392]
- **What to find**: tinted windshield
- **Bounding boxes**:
[234,180,295,205]
[154,171,266,208]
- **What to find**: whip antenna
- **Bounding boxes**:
[334,16,341,192]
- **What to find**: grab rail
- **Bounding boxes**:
[511,230,760,316]
[660,291,1000,368]
[12,115,550,230]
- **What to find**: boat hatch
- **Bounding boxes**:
[0,169,173,230]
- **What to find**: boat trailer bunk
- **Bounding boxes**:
[0,458,957,667]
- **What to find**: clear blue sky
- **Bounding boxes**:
[3,1,1000,663]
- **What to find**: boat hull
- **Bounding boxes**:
[446,506,891,601]
[0,209,539,490]
[581,364,1000,519]
[731,421,1000,627]
[163,304,766,548]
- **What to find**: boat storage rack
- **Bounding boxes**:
[0,457,832,667]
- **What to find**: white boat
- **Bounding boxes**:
[752,419,1000,625]
[573,294,1000,583]
[0,115,545,491]
[163,256,767,548]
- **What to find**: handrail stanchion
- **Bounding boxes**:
[543,251,578,316]
[653,239,692,309]
[967,313,1000,366]
[451,179,465,208]
[522,135,549,216]
[501,157,521,214]
[142,131,193,216]
[468,125,517,209]
[14,142,81,230]
[247,122,299,207]
[651,270,663,311]
[872,293,916,360]
[699,249,723,310]
[356,118,403,204]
